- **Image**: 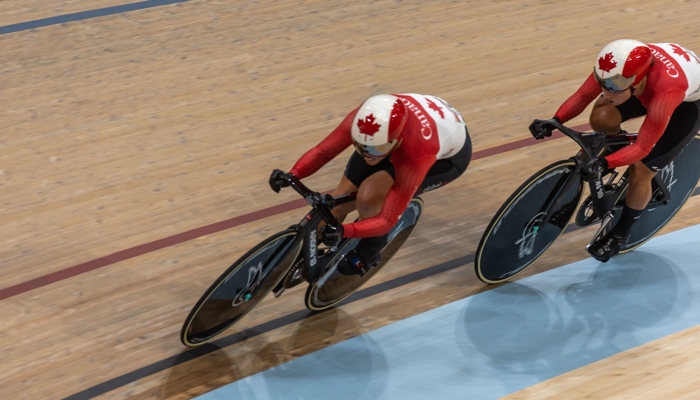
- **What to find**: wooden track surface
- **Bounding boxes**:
[1,0,699,398]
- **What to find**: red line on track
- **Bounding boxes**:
[0,199,307,300]
[0,125,586,300]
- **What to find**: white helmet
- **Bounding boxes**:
[351,94,408,159]
[594,39,653,93]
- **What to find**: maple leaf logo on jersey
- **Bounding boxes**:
[670,44,691,62]
[357,113,381,136]
[598,52,617,73]
[426,99,445,119]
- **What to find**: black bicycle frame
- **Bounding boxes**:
[538,163,581,227]
[284,176,357,283]
[535,120,672,225]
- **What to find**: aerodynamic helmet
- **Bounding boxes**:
[593,39,652,93]
[350,94,408,159]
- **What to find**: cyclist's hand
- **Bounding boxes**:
[581,156,609,181]
[320,224,344,248]
[269,169,293,193]
[529,117,559,139]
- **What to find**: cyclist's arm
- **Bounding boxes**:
[289,108,359,179]
[342,155,435,238]
[553,74,602,123]
[604,90,686,168]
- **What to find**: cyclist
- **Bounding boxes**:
[269,94,471,275]
[530,39,700,262]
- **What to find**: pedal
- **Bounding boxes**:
[586,211,614,251]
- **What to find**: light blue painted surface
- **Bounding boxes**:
[195,224,700,400]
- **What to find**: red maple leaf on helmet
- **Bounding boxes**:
[598,52,617,73]
[670,44,691,62]
[426,99,445,119]
[357,113,381,136]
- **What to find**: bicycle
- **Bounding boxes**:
[180,174,423,347]
[475,119,700,284]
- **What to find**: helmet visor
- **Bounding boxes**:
[596,73,635,93]
[353,139,398,159]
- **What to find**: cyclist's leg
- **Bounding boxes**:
[334,152,395,274]
[625,163,656,207]
[625,100,699,218]
[329,176,358,223]
[588,95,647,261]
[335,151,395,218]
[336,151,396,221]
[614,157,660,239]
[349,170,394,272]
[590,100,700,261]
[351,169,394,268]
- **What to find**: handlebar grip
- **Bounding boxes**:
[286,177,340,226]
[529,118,557,140]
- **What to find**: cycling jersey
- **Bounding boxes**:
[289,93,468,238]
[553,43,700,169]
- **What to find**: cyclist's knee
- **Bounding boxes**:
[356,192,383,219]
[356,172,392,218]
[628,162,657,182]
[590,103,622,135]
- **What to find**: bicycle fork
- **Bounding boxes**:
[538,165,581,228]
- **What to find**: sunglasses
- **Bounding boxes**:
[596,74,634,94]
[353,139,398,159]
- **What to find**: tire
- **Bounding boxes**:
[620,137,700,252]
[475,160,583,284]
[304,198,424,311]
[180,229,301,347]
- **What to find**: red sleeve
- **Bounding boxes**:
[288,108,358,179]
[553,74,602,123]
[342,155,436,238]
[604,90,685,168]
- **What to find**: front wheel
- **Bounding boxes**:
[180,228,301,347]
[475,160,583,284]
[304,198,424,311]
